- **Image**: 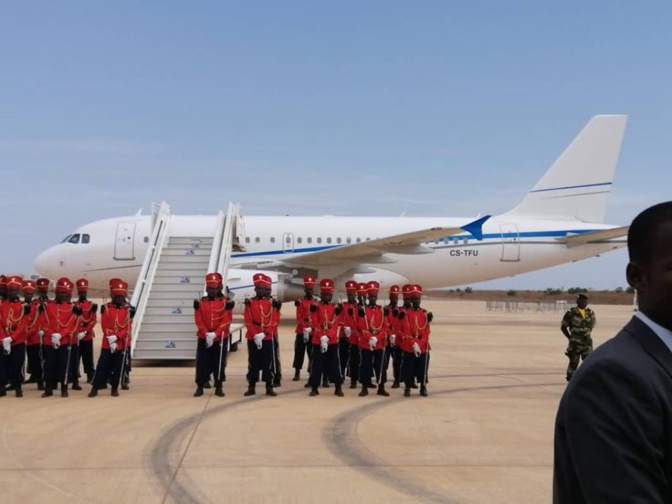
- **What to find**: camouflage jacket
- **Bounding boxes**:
[561,307,596,337]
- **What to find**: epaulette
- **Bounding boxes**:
[244,298,251,306]
[193,299,200,310]
[335,304,343,315]
[100,304,106,314]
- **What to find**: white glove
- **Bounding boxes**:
[77,331,87,341]
[51,333,62,348]
[2,337,11,354]
[412,342,421,356]
[302,327,312,342]
[107,335,118,345]
[369,336,378,350]
[344,326,351,337]
[320,335,329,353]
[254,332,265,349]
[110,342,118,353]
[389,334,396,346]
[205,332,216,348]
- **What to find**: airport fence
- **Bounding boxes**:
[485,299,569,313]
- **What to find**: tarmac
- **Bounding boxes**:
[0,299,635,504]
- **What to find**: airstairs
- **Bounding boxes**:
[130,202,245,360]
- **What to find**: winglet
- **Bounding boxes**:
[461,215,491,241]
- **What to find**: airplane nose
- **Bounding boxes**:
[34,247,55,277]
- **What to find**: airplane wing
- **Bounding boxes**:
[279,215,491,267]
[561,226,629,248]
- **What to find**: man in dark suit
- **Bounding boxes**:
[553,201,672,503]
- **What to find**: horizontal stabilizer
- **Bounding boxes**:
[560,226,629,248]
[280,215,492,268]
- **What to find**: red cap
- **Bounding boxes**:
[253,273,271,287]
[402,284,413,299]
[109,278,127,295]
[205,272,222,288]
[357,282,368,294]
[389,285,400,296]
[410,284,423,295]
[22,280,36,293]
[366,281,380,296]
[56,277,73,293]
[320,278,335,294]
[76,278,89,292]
[6,275,23,289]
[36,278,50,291]
[345,280,358,293]
[303,274,316,287]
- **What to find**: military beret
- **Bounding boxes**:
[577,293,588,300]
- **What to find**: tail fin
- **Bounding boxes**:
[503,115,628,223]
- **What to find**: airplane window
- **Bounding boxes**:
[297,237,302,244]
[82,234,90,244]
[317,238,322,244]
[463,238,468,244]
[307,237,312,244]
[68,234,80,244]
[356,238,361,243]
[245,237,250,244]
[270,237,275,243]
[255,237,260,243]
[144,236,149,243]
[365,238,370,241]
[285,236,291,244]
[346,237,351,244]
[327,237,332,244]
[336,237,341,244]
[60,234,73,243]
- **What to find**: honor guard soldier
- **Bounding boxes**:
[243,273,279,397]
[74,279,97,384]
[33,278,52,389]
[42,277,80,397]
[293,274,317,382]
[193,272,234,397]
[385,285,402,388]
[0,276,31,397]
[89,279,135,397]
[399,284,432,397]
[22,280,43,388]
[267,280,283,387]
[340,280,362,388]
[308,279,345,397]
[336,281,353,378]
[561,293,596,381]
[356,281,390,397]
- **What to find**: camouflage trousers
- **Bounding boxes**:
[565,335,593,381]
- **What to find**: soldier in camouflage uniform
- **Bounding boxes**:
[560,293,596,381]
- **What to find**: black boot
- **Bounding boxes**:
[244,384,256,396]
[203,381,211,389]
[194,386,204,397]
[15,384,23,398]
[0,385,6,397]
[309,386,319,396]
[350,379,357,389]
[334,383,344,397]
[214,385,224,397]
[293,369,300,381]
[404,386,411,397]
[358,385,369,397]
[391,380,400,389]
[88,387,98,397]
[86,371,94,384]
[41,387,53,397]
[111,387,119,397]
[377,384,390,397]
[37,381,44,391]
[420,386,428,397]
[72,379,82,391]
[266,383,277,396]
[61,384,68,398]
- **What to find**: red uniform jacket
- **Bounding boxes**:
[75,300,97,342]
[0,299,31,345]
[194,296,233,341]
[400,308,431,353]
[244,297,276,341]
[357,305,388,350]
[310,302,342,345]
[385,304,402,338]
[25,300,42,346]
[339,302,360,345]
[295,297,317,333]
[100,303,133,351]
[45,301,79,346]
[35,297,52,338]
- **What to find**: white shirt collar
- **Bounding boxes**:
[635,311,672,355]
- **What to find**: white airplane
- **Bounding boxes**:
[34,115,630,304]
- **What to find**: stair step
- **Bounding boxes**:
[167,237,213,245]
[161,248,212,257]
[156,256,210,265]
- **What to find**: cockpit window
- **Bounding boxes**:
[67,234,80,244]
[82,233,90,244]
[61,234,73,243]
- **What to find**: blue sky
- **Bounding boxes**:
[1,1,670,290]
